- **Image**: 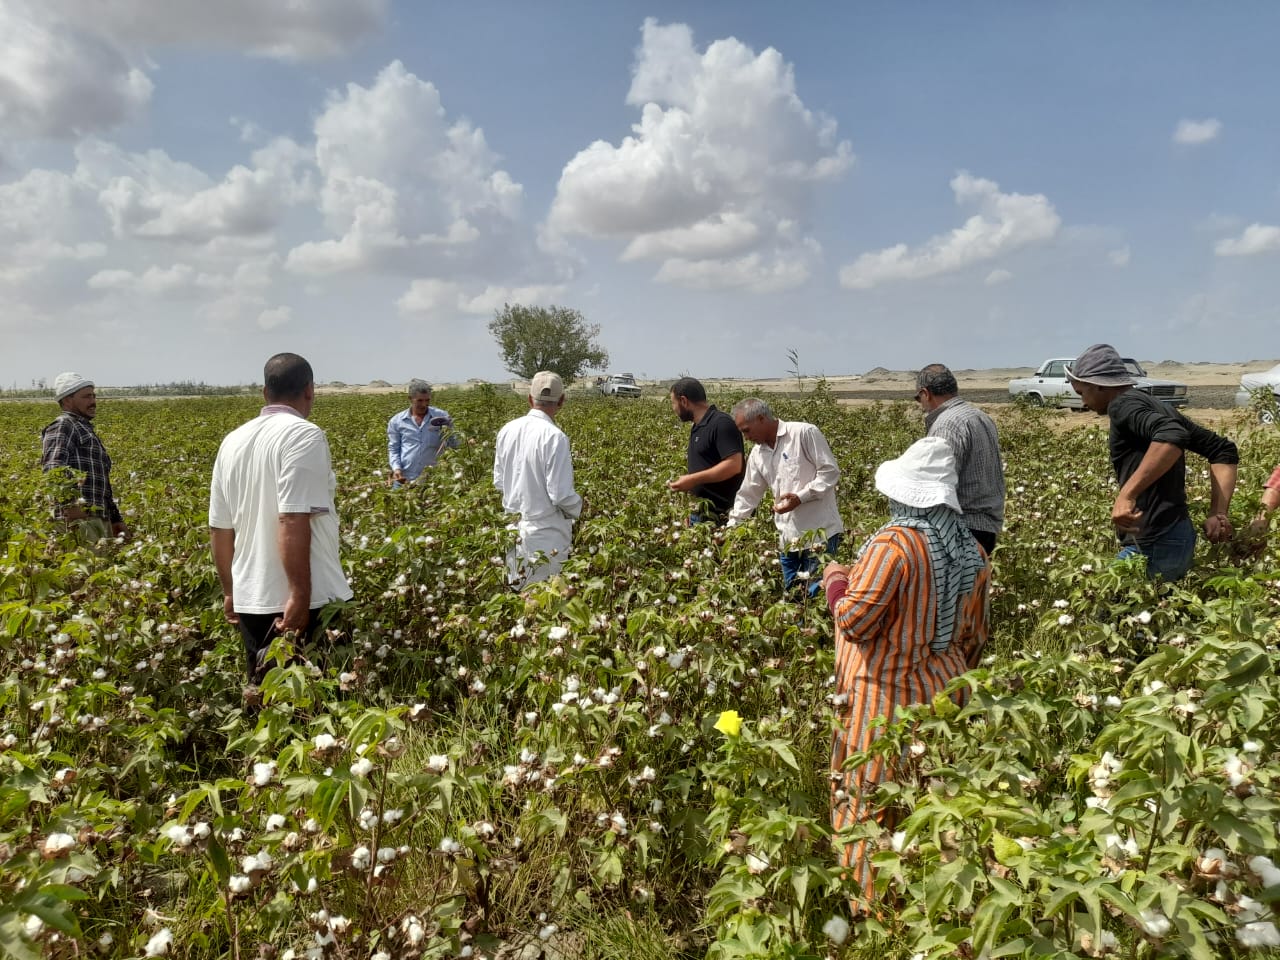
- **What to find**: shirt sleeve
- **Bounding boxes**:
[794,425,840,503]
[1112,393,1191,448]
[712,417,745,465]
[1184,420,1240,465]
[387,414,402,471]
[278,428,333,514]
[831,533,906,644]
[545,432,582,519]
[40,418,72,471]
[209,445,232,528]
[728,448,766,523]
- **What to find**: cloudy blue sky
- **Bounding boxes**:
[3,2,1279,387]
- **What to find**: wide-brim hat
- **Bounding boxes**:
[874,436,962,512]
[1065,343,1136,387]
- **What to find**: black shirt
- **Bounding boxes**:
[687,405,745,517]
[1108,389,1238,545]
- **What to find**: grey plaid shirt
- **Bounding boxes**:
[925,397,1005,534]
[40,413,123,524]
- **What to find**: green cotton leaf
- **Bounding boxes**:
[790,864,809,911]
[0,911,43,960]
[311,777,349,832]
[8,888,81,936]
[758,738,800,772]
[1221,645,1271,686]
[1208,811,1271,851]
[206,838,231,884]
[991,830,1023,866]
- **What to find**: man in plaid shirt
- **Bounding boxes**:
[40,372,127,542]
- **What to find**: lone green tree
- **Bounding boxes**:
[488,303,609,385]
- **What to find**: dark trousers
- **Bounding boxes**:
[236,608,323,683]
[971,529,997,556]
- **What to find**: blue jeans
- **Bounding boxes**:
[1117,515,1196,581]
[781,534,844,596]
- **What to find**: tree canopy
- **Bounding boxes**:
[488,303,609,385]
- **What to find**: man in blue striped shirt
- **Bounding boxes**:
[387,380,459,485]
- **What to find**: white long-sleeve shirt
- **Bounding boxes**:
[728,419,843,549]
[493,409,582,523]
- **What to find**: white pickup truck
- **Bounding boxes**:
[596,373,642,398]
[1009,358,1189,409]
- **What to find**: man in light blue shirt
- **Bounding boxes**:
[387,380,459,485]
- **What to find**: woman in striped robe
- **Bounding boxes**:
[821,436,991,908]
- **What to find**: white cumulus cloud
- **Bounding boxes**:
[0,1,153,139]
[256,306,292,330]
[984,268,1012,286]
[1172,118,1222,146]
[1215,224,1280,257]
[46,0,387,61]
[286,61,526,277]
[839,173,1060,289]
[397,279,565,316]
[547,19,851,292]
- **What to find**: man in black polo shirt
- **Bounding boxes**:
[667,377,745,523]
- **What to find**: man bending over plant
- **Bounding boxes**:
[1067,343,1238,581]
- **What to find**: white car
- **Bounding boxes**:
[1234,363,1280,423]
[1009,357,1189,409]
[597,373,642,398]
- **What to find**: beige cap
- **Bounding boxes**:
[530,371,565,402]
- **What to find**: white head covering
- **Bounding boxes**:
[873,436,962,513]
[54,372,93,402]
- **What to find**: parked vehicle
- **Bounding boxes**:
[1009,357,1189,409]
[1234,363,1280,423]
[596,373,642,398]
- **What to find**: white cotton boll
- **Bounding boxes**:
[1057,614,1074,626]
[1248,856,1280,888]
[358,809,378,831]
[745,853,769,874]
[1139,909,1171,937]
[163,825,193,848]
[822,916,850,944]
[1136,610,1152,624]
[24,915,44,937]
[350,846,371,871]
[1243,741,1263,755]
[1052,599,1069,609]
[228,874,251,893]
[41,833,76,857]
[265,814,286,831]
[143,929,173,956]
[1104,695,1123,709]
[350,757,374,778]
[1238,922,1280,948]
[539,924,559,941]
[250,761,276,787]
[439,837,462,855]
[1236,895,1267,923]
[426,754,449,774]
[313,733,337,751]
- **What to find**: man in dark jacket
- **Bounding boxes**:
[1068,343,1237,580]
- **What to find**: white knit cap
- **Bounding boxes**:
[54,372,93,402]
[874,436,962,513]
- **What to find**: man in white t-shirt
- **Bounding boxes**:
[493,371,582,588]
[209,353,353,681]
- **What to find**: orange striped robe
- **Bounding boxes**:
[829,526,990,905]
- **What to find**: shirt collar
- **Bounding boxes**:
[260,403,303,418]
[924,396,963,428]
[528,408,554,424]
[694,404,719,428]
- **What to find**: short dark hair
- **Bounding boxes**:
[264,353,313,401]
[669,377,706,403]
[916,363,958,398]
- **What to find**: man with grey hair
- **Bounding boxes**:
[493,371,582,588]
[41,372,127,543]
[915,363,1005,555]
[728,397,843,594]
[387,379,458,486]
